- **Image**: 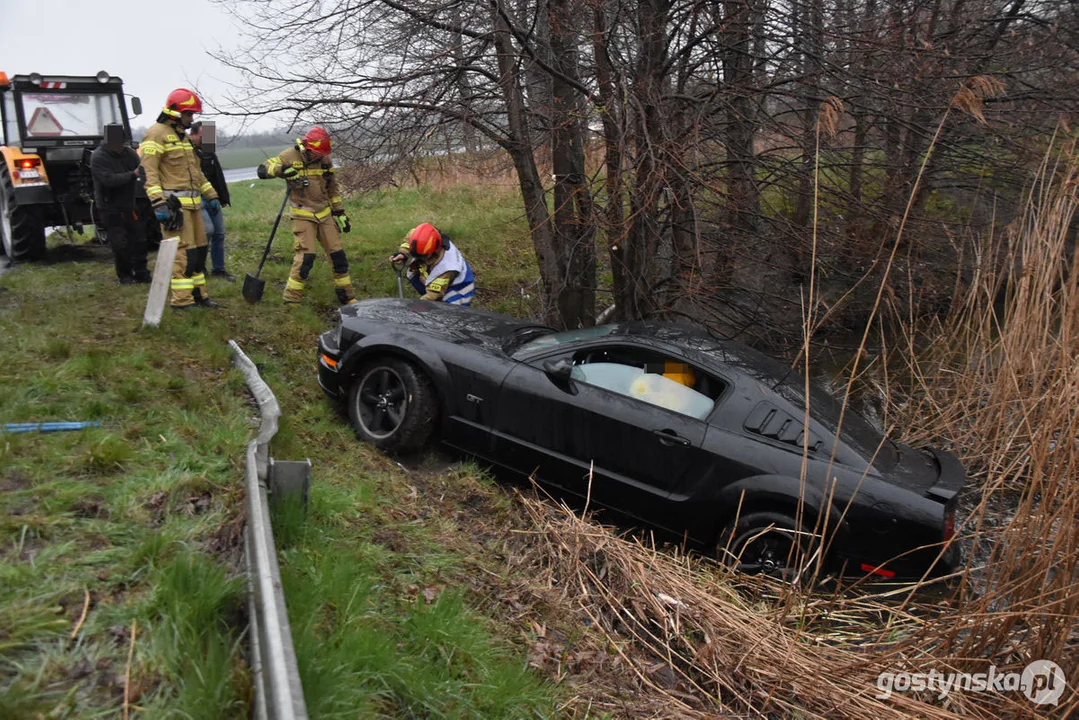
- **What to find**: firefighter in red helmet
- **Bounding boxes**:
[257,126,357,305]
[138,88,223,310]
[390,223,476,305]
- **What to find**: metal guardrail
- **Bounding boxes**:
[229,340,309,720]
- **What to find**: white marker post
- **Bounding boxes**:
[142,237,178,328]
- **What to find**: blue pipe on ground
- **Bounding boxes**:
[1,422,102,434]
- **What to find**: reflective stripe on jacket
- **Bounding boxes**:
[138,121,218,205]
[406,240,475,306]
[263,142,344,215]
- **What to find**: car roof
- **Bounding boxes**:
[609,321,796,387]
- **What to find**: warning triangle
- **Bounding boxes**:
[28,106,63,136]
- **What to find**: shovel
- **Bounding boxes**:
[242,187,292,303]
[393,260,405,298]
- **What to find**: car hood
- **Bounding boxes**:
[340,298,554,354]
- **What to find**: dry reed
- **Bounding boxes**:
[506,121,1077,719]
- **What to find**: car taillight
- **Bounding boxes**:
[943,507,955,542]
[18,158,41,169]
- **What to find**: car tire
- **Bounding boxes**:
[718,511,817,579]
[348,357,437,453]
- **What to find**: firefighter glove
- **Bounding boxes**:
[153,202,170,225]
[256,163,269,180]
[206,198,222,217]
[335,214,351,233]
[282,166,300,180]
[162,196,185,231]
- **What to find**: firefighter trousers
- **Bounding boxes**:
[165,207,210,308]
[284,213,356,305]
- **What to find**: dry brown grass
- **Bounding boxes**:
[500,118,1079,718]
[509,491,972,719]
[336,149,522,195]
[337,99,1077,717]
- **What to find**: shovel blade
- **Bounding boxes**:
[242,273,266,303]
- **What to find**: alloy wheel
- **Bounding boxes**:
[733,526,800,578]
[355,366,409,439]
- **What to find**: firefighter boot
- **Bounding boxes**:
[192,288,221,308]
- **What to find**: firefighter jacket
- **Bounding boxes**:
[138,120,219,208]
[90,145,142,212]
[398,237,476,305]
[260,142,344,219]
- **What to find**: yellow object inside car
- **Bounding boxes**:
[662,362,696,388]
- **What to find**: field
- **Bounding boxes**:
[1,168,1076,718]
[215,146,286,171]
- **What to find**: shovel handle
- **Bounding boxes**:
[254,186,292,277]
[393,260,405,298]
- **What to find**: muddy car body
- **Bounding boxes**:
[318,298,964,580]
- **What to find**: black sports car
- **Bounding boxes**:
[317,298,964,580]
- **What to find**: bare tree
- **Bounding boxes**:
[218,0,1079,346]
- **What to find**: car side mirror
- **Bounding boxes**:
[542,357,577,394]
[130,97,142,117]
[543,357,573,379]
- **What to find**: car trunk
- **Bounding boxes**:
[888,444,965,499]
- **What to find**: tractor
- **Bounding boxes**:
[0,70,159,262]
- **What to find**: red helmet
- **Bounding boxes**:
[162,88,202,118]
[408,223,442,257]
[301,126,332,157]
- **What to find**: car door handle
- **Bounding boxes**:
[652,429,691,447]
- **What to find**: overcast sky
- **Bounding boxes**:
[0,0,266,135]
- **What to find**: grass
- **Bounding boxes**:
[0,177,558,717]
[3,149,1076,718]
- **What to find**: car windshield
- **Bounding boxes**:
[774,379,895,465]
[509,324,620,356]
[20,91,123,138]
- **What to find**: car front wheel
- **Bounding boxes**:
[348,357,437,453]
[719,511,816,580]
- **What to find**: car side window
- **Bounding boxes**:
[566,347,724,420]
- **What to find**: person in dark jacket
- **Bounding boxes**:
[189,121,234,281]
[90,138,151,284]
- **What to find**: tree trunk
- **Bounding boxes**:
[592,2,628,322]
[722,0,760,240]
[492,1,560,326]
[619,0,671,320]
[549,0,596,328]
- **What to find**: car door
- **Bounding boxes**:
[491,348,718,524]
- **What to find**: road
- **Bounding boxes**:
[224,166,260,183]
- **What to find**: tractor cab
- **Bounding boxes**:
[0,70,144,261]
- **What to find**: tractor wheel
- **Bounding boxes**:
[0,166,47,261]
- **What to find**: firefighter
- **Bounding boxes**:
[389,223,476,305]
[256,126,356,305]
[138,88,223,310]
